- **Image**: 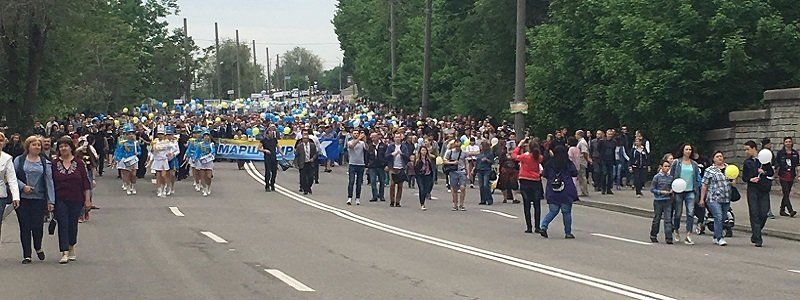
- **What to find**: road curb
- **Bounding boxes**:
[577,199,800,242]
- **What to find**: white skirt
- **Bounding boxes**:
[151,159,170,171]
[196,160,214,170]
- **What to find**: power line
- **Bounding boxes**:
[192,38,338,46]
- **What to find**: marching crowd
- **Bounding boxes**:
[2,96,800,265]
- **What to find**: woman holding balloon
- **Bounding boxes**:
[668,143,700,245]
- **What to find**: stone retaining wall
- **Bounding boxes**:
[705,87,800,164]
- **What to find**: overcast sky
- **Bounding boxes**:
[166,0,343,70]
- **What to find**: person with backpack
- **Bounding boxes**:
[743,140,774,247]
[443,141,467,210]
[539,145,579,239]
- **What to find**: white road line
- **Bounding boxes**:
[200,231,228,244]
[789,270,800,274]
[480,209,518,219]
[265,269,315,292]
[244,163,673,300]
[591,233,653,246]
[169,206,185,217]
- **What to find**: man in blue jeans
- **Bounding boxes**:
[599,129,617,194]
[365,132,387,202]
[346,129,367,206]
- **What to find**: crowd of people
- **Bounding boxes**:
[2,95,800,265]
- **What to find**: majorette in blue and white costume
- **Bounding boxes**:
[185,125,203,191]
[193,130,216,196]
[114,124,141,195]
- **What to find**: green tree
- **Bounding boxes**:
[270,47,324,91]
[195,39,265,100]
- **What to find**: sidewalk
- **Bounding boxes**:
[577,186,800,241]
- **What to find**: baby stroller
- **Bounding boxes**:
[705,207,735,238]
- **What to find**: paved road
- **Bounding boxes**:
[0,162,797,299]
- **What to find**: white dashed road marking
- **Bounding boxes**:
[591,233,653,246]
[200,231,228,243]
[265,269,315,292]
[169,206,185,217]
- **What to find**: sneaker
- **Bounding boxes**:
[674,230,681,241]
[684,236,694,245]
[59,253,69,264]
[131,188,137,195]
[665,239,674,244]
[636,194,642,198]
[421,205,427,211]
[791,211,798,218]
[694,226,702,235]
[452,206,458,211]
[126,189,132,196]
[712,238,719,245]
[68,246,76,261]
[565,234,575,239]
[355,199,360,206]
[650,237,659,243]
[606,191,614,195]
[202,190,209,197]
[346,198,352,205]
[447,189,451,193]
[470,184,474,189]
[459,206,466,211]
[718,238,727,246]
[768,211,776,219]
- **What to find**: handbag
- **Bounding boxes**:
[442,151,461,173]
[730,185,741,202]
[48,213,57,235]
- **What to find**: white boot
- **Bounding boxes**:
[131,185,137,195]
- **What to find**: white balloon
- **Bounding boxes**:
[491,138,499,146]
[671,178,687,193]
[757,149,773,164]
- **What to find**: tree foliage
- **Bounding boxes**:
[527,0,800,153]
[270,47,324,91]
[334,0,800,152]
[1,0,195,132]
[194,39,266,100]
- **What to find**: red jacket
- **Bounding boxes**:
[512,147,543,181]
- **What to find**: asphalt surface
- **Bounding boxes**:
[0,162,798,299]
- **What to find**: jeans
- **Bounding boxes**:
[780,180,794,213]
[416,173,433,205]
[520,180,543,231]
[347,165,365,199]
[614,161,624,187]
[632,167,646,195]
[16,198,46,258]
[672,191,695,233]
[263,157,278,189]
[747,185,770,245]
[55,200,83,252]
[650,200,674,240]
[368,168,387,200]
[97,151,106,176]
[540,202,572,234]
[706,201,731,240]
[477,170,493,204]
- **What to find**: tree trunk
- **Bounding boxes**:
[23,13,47,132]
[0,15,22,132]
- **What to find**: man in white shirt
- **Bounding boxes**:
[576,130,591,196]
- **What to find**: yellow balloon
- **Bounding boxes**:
[283,127,291,135]
[197,104,203,109]
[162,102,167,108]
[436,156,444,166]
[215,117,222,123]
[221,102,229,109]
[132,117,139,124]
[463,139,471,146]
[724,165,740,180]
[114,120,120,127]
[148,113,154,120]
[122,107,129,113]
[252,128,260,136]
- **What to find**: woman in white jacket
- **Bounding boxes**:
[0,132,22,239]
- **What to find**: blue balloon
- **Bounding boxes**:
[246,128,253,136]
[277,125,284,133]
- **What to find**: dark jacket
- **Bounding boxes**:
[414,155,436,176]
[599,139,616,161]
[776,148,799,180]
[629,148,649,168]
[743,157,774,190]
[293,140,318,169]
[542,159,579,205]
[366,141,388,168]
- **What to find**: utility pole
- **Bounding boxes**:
[338,62,342,92]
[214,22,222,99]
[235,30,242,100]
[420,0,431,118]
[266,47,271,91]
[183,18,190,101]
[276,54,283,91]
[252,40,258,91]
[389,0,397,100]
[513,0,526,138]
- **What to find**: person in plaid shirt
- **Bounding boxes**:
[699,151,732,246]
